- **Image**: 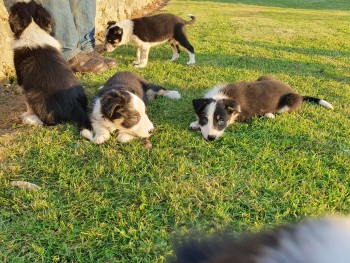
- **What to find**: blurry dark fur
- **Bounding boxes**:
[171,217,350,263]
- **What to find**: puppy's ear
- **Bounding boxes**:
[34,3,55,33]
[192,99,211,115]
[107,21,116,28]
[222,99,241,114]
[101,90,131,119]
[9,3,32,37]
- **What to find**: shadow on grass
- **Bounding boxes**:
[190,0,350,10]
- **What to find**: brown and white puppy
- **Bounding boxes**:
[104,13,196,68]
[190,76,333,141]
[81,71,181,144]
[9,0,91,133]
[172,216,350,263]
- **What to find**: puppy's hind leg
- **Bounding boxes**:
[277,93,303,114]
[21,102,43,125]
[169,39,180,61]
[174,25,195,65]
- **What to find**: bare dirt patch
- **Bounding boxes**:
[0,81,25,136]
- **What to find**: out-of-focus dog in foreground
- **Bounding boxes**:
[171,216,350,263]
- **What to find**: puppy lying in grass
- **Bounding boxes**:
[172,216,350,263]
[190,76,333,141]
[81,71,180,144]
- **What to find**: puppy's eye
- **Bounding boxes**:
[218,119,225,125]
[133,115,139,121]
[202,117,208,124]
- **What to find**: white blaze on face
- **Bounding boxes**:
[120,93,154,138]
[200,101,225,140]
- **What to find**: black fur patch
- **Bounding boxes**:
[105,25,123,46]
[9,1,91,131]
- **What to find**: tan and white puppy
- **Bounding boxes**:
[104,13,196,68]
[190,76,333,141]
[81,72,181,144]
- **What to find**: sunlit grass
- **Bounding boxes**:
[1,0,350,262]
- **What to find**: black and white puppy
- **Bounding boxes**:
[104,13,196,68]
[81,71,181,144]
[9,0,91,133]
[190,76,333,141]
[172,216,350,263]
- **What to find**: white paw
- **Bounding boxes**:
[117,133,135,143]
[22,114,43,125]
[170,54,180,61]
[134,63,146,68]
[264,113,275,119]
[186,60,196,65]
[164,90,181,100]
[80,129,94,141]
[190,121,200,130]
[133,61,140,65]
[21,111,29,118]
[94,133,110,144]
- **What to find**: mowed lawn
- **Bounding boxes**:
[1,0,350,262]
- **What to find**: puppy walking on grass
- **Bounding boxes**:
[104,13,196,68]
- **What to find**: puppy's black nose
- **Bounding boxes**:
[207,135,216,141]
[148,128,155,134]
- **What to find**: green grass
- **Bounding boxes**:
[1,0,350,262]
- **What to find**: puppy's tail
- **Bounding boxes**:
[72,106,94,141]
[303,96,333,109]
[156,88,181,100]
[143,81,181,100]
[184,14,196,25]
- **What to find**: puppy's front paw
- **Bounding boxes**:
[117,133,135,143]
[80,129,94,141]
[133,61,140,65]
[190,121,200,130]
[94,133,110,144]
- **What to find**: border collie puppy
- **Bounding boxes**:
[190,76,333,141]
[104,13,196,68]
[81,71,181,144]
[172,216,350,263]
[9,0,91,133]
